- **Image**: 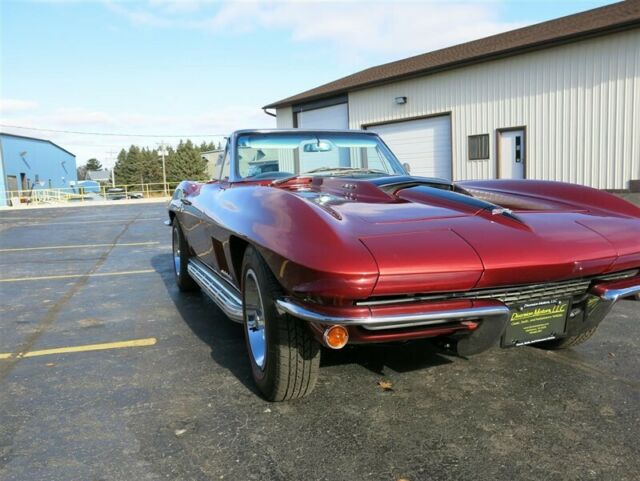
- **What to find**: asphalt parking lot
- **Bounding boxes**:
[0,202,639,481]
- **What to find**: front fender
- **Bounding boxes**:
[197,184,380,300]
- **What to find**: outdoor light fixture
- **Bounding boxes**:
[395,96,407,105]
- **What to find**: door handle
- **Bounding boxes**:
[181,198,192,206]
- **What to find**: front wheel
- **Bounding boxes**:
[241,247,320,401]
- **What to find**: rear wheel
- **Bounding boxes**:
[241,247,320,401]
[172,222,198,292]
[536,326,599,350]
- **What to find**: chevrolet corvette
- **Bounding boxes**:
[167,129,640,401]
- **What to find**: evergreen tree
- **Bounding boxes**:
[167,140,208,182]
[137,147,161,185]
[112,140,209,185]
[113,146,141,184]
[85,158,103,171]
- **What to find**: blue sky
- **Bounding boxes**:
[1,0,614,166]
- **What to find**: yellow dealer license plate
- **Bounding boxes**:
[501,299,570,347]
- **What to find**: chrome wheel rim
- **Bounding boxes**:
[244,269,266,370]
[172,227,181,276]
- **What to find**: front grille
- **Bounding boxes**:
[357,269,638,307]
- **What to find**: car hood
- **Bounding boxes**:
[282,176,639,295]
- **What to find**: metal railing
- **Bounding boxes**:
[2,182,182,207]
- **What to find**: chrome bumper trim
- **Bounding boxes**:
[187,259,243,322]
[596,284,640,302]
[275,298,510,331]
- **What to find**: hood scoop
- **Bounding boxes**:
[288,177,529,226]
[395,185,527,227]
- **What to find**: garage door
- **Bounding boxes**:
[368,115,452,180]
[296,103,349,129]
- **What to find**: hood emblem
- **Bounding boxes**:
[491,207,513,215]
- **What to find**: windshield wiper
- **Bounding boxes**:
[304,166,345,173]
[305,168,389,176]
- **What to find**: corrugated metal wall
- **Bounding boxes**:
[347,29,640,189]
[276,106,294,128]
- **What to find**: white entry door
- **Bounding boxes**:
[498,129,525,179]
[367,115,452,180]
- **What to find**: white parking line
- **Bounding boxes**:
[0,241,161,253]
[0,269,157,283]
[12,217,164,227]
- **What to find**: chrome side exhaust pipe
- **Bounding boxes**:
[187,259,243,323]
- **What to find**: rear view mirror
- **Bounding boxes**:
[303,141,332,152]
[403,162,411,174]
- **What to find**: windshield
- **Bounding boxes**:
[235,132,405,180]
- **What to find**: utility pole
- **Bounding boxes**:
[106,150,118,188]
[158,141,168,196]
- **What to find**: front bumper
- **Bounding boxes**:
[276,275,640,352]
[275,298,509,331]
[590,276,640,302]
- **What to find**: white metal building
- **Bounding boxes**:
[265,1,640,190]
[201,149,224,178]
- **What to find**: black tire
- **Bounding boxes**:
[536,326,599,350]
[172,221,199,292]
[241,246,320,401]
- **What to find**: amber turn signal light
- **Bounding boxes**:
[323,325,349,349]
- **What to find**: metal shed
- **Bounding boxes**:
[0,133,78,206]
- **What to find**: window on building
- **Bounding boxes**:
[468,134,490,160]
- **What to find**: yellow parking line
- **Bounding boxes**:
[0,269,156,283]
[0,337,157,360]
[0,241,160,253]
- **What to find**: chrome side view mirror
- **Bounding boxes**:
[402,162,411,174]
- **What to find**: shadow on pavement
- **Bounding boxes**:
[151,253,259,395]
[152,253,454,391]
[321,340,453,374]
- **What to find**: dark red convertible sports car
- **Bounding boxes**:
[167,129,640,401]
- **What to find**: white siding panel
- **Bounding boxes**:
[275,107,294,128]
[348,29,640,189]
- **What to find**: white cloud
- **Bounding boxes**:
[106,1,524,58]
[103,1,176,27]
[0,98,39,114]
[147,0,204,14]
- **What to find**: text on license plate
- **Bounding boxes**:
[501,298,570,347]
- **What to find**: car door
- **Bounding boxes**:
[191,141,238,284]
[173,183,207,257]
